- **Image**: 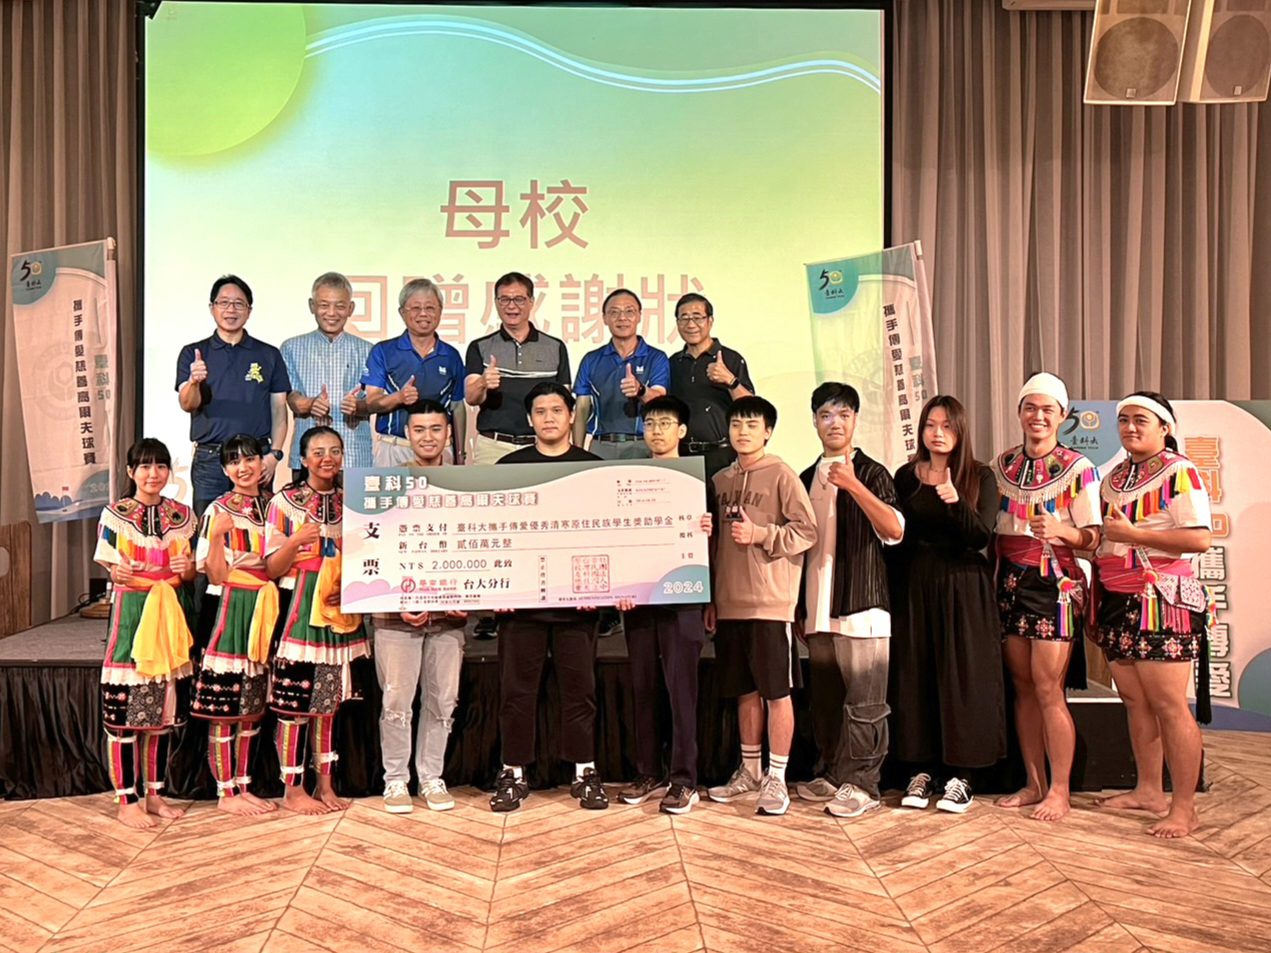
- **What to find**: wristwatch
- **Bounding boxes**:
[269,449,284,461]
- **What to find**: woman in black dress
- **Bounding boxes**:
[890,395,1005,812]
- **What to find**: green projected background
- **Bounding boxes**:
[144,3,884,492]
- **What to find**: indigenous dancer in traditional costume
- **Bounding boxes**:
[95,439,197,828]
[192,435,278,815]
[994,373,1101,821]
[264,426,367,814]
[890,396,1005,814]
[1092,392,1213,838]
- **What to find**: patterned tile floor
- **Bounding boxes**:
[2,730,1270,952]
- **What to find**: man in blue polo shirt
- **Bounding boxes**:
[362,278,466,465]
[176,274,290,515]
[572,288,670,460]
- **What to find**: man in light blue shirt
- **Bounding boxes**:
[280,272,374,479]
[572,288,670,460]
[363,278,466,465]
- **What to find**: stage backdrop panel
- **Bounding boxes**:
[142,3,885,493]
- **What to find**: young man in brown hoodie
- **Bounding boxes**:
[706,396,817,815]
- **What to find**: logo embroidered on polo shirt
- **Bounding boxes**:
[439,367,447,376]
[245,363,264,384]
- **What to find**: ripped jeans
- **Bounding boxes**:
[807,633,890,797]
[374,620,465,784]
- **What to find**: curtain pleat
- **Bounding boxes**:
[1,0,135,626]
[892,0,1270,456]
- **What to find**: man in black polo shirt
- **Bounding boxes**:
[176,275,290,515]
[667,293,755,480]
[489,382,605,813]
[464,271,571,465]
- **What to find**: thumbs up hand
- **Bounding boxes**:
[706,350,732,386]
[619,362,642,398]
[398,375,419,406]
[483,356,501,390]
[935,467,959,504]
[188,348,207,384]
[1101,502,1140,544]
[310,385,332,420]
[340,385,361,418]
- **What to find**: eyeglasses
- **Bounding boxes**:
[604,308,640,319]
[213,299,250,311]
[675,315,709,325]
[496,295,530,308]
[644,418,681,432]
[402,305,440,318]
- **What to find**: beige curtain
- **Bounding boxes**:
[892,0,1271,455]
[1,0,136,626]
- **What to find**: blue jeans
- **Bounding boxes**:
[191,445,232,517]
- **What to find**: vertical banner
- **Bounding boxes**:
[9,239,118,523]
[1066,399,1271,731]
[805,242,937,471]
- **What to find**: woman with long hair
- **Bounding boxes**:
[191,435,278,815]
[264,426,368,814]
[1092,392,1213,837]
[95,438,197,828]
[890,395,1005,813]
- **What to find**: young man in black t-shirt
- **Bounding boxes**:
[490,383,606,812]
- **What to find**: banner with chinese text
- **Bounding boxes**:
[1065,399,1271,731]
[805,242,936,471]
[9,239,118,523]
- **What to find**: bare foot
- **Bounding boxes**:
[217,794,271,816]
[282,786,332,815]
[1147,806,1199,838]
[997,787,1044,809]
[238,790,277,812]
[1028,790,1070,822]
[117,801,157,829]
[1095,789,1169,813]
[145,794,185,819]
[315,783,350,812]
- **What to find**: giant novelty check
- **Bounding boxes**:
[340,458,711,612]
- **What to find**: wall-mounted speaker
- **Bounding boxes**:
[1179,0,1271,102]
[1084,0,1195,104]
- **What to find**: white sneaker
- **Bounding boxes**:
[420,778,455,811]
[825,783,881,819]
[707,764,762,802]
[755,773,791,816]
[383,779,413,814]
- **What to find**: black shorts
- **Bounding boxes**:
[714,619,797,700]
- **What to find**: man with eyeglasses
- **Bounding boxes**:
[280,272,375,481]
[667,293,755,480]
[177,274,290,515]
[570,289,670,460]
[463,271,571,466]
[363,278,466,466]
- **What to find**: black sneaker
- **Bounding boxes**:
[597,610,622,638]
[489,769,528,813]
[936,777,973,814]
[473,616,499,641]
[570,768,609,810]
[660,784,700,815]
[901,772,936,809]
[619,775,670,805]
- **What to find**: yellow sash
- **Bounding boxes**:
[129,575,193,677]
[310,556,361,634]
[226,570,280,665]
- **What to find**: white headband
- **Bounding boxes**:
[1018,373,1069,413]
[1116,396,1175,431]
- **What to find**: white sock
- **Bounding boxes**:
[503,764,523,780]
[768,753,789,783]
[574,761,594,781]
[741,744,762,780]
